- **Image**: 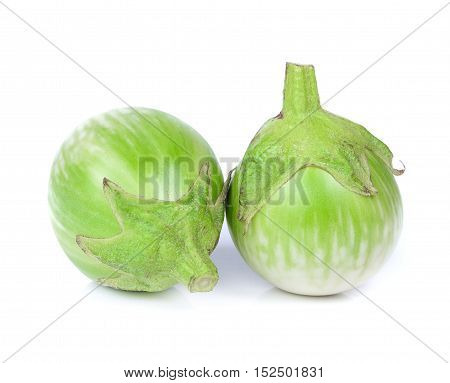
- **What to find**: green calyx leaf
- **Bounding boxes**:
[238,63,404,228]
[76,162,231,293]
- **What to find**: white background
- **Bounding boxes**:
[0,0,449,381]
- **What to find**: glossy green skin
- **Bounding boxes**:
[227,154,402,295]
[49,108,224,291]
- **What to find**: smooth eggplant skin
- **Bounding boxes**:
[49,108,223,287]
[227,153,402,296]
